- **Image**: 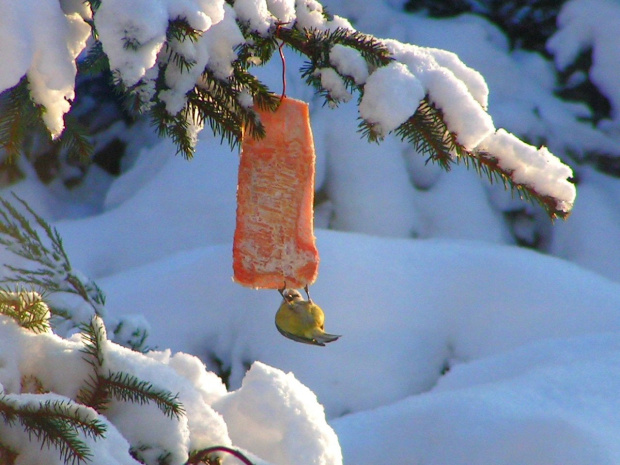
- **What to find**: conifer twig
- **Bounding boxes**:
[0,288,51,333]
[0,394,106,465]
[77,316,111,413]
[78,316,184,419]
[0,77,46,161]
[103,371,184,419]
[392,98,571,219]
[0,193,106,320]
[0,3,575,219]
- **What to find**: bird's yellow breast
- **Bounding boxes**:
[276,301,325,339]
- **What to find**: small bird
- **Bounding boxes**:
[275,286,341,346]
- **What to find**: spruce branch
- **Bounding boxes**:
[196,74,263,143]
[0,77,46,161]
[0,394,106,465]
[0,193,68,270]
[231,66,281,114]
[77,41,109,76]
[0,288,51,333]
[0,77,94,164]
[277,26,391,106]
[147,23,392,156]
[392,98,572,220]
[188,76,243,149]
[152,64,280,157]
[58,114,94,163]
[21,374,48,395]
[80,316,107,370]
[0,76,94,163]
[77,316,111,412]
[131,445,174,465]
[78,316,184,420]
[391,97,456,169]
[151,100,194,157]
[103,371,184,420]
[167,18,203,44]
[0,2,573,218]
[467,149,570,220]
[235,31,279,69]
[0,193,106,320]
[278,26,392,70]
[164,19,203,75]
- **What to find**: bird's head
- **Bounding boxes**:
[279,288,304,304]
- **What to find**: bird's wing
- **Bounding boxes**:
[275,324,325,346]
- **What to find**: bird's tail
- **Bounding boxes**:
[315,333,341,345]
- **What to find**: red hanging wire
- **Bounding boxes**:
[275,22,288,101]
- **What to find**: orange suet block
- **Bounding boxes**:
[233,97,319,289]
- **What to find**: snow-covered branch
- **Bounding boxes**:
[0,0,575,219]
[0,197,341,465]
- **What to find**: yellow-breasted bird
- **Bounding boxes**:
[275,286,341,346]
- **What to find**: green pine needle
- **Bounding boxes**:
[392,98,572,220]
[104,371,185,420]
[0,288,51,333]
[80,317,107,369]
[0,193,106,324]
[59,115,94,163]
[0,77,46,161]
[77,41,109,75]
[0,395,106,465]
[167,18,203,44]
[0,8,572,221]
[78,316,185,420]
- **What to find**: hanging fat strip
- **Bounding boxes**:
[233,97,319,289]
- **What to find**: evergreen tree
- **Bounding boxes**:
[0,195,253,464]
[0,1,597,462]
[404,0,613,167]
[0,0,575,220]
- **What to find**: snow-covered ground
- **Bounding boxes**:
[3,0,620,464]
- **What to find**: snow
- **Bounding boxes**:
[1,310,340,465]
[201,4,245,81]
[384,39,495,149]
[358,61,424,136]
[322,103,421,236]
[0,0,90,138]
[95,0,228,89]
[0,391,140,465]
[547,0,620,122]
[55,137,238,277]
[94,0,170,87]
[477,129,577,212]
[549,166,620,278]
[3,0,620,464]
[319,67,352,103]
[329,44,369,85]
[294,0,329,30]
[334,334,620,465]
[213,362,342,465]
[234,0,273,36]
[266,0,296,24]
